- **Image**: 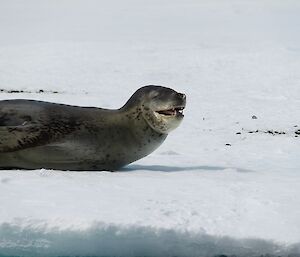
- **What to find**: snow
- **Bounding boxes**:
[0,0,300,256]
[1,169,300,256]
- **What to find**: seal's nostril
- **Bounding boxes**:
[178,93,186,100]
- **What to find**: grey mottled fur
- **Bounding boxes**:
[0,86,185,171]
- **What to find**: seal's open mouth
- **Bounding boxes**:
[156,106,185,117]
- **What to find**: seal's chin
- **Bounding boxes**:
[156,106,185,118]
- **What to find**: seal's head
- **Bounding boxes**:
[124,85,186,134]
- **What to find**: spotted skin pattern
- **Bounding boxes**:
[0,86,186,171]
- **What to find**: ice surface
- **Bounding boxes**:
[0,0,300,256]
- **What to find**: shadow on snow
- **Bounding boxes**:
[121,164,253,173]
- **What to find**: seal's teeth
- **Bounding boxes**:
[157,107,185,116]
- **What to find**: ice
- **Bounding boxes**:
[0,0,300,256]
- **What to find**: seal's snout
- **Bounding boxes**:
[176,92,186,107]
[178,93,186,100]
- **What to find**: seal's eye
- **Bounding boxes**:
[149,91,159,98]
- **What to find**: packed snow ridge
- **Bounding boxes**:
[0,220,299,257]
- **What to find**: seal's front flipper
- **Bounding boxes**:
[0,125,59,153]
[0,125,45,152]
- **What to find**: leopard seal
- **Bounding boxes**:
[0,85,186,171]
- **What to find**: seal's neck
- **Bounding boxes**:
[120,106,168,156]
[120,89,144,111]
[93,106,168,169]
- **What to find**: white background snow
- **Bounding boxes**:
[0,0,300,256]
